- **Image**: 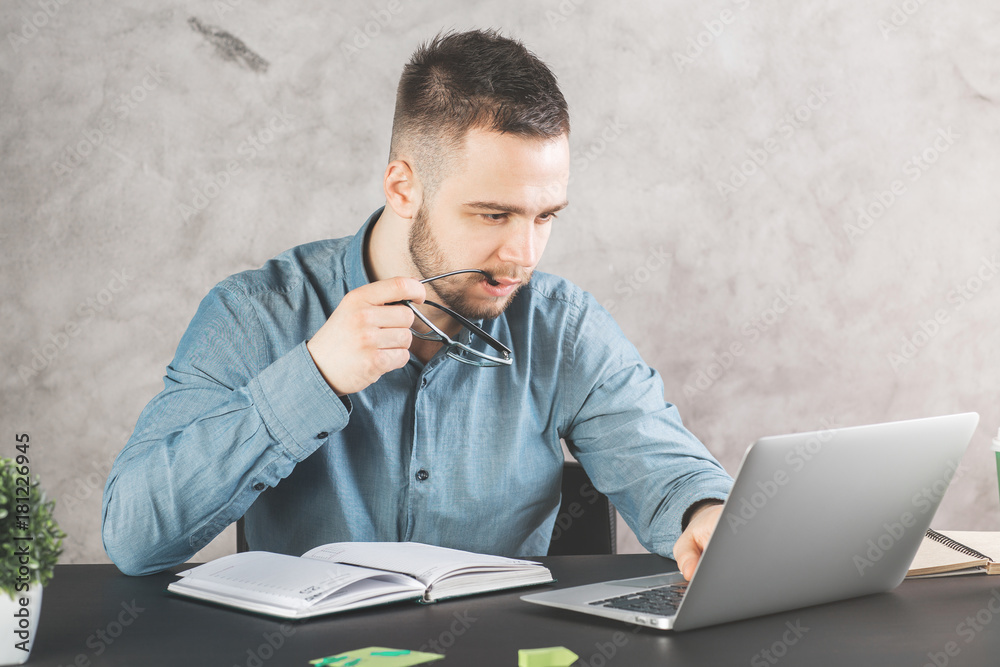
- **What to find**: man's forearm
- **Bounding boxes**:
[102,340,348,575]
[102,384,296,574]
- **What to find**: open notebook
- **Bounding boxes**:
[907,530,1000,578]
[167,541,553,619]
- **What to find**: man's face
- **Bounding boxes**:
[407,127,570,321]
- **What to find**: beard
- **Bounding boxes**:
[407,201,529,321]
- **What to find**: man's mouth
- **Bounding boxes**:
[480,275,520,298]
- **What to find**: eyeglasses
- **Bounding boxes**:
[399,269,513,367]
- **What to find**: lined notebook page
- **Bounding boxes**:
[175,552,384,607]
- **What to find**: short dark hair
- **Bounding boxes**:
[389,29,570,200]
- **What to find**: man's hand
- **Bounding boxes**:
[672,502,724,580]
[306,277,425,396]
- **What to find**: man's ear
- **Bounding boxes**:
[383,159,422,219]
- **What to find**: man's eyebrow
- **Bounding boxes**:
[463,200,570,215]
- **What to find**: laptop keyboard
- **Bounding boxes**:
[588,582,688,616]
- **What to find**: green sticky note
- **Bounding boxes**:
[518,646,579,667]
[309,647,444,667]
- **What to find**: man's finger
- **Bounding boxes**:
[358,277,425,306]
[673,504,723,580]
[361,303,417,329]
[677,555,690,580]
[681,545,703,580]
[373,346,411,370]
[371,327,413,350]
[673,532,692,579]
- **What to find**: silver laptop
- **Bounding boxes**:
[522,412,980,631]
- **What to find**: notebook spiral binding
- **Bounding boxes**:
[926,529,994,562]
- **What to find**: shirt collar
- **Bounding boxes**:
[346,206,384,293]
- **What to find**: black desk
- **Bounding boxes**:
[29,556,1000,666]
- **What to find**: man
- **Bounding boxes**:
[102,29,732,578]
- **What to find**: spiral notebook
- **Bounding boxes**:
[907,530,1000,578]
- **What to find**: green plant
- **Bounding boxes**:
[0,458,65,599]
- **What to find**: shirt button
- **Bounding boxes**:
[420,378,428,388]
[253,482,266,491]
[415,469,430,481]
[316,431,329,439]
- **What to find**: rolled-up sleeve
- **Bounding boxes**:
[561,294,733,558]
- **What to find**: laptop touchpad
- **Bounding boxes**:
[608,573,686,588]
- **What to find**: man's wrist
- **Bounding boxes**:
[681,498,725,531]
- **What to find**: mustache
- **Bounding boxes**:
[426,267,532,292]
[477,266,532,283]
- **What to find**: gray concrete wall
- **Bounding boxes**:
[2,0,998,565]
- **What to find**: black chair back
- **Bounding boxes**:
[547,460,617,555]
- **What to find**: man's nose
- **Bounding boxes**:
[497,222,538,268]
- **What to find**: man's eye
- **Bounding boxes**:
[482,213,507,221]
[538,213,557,222]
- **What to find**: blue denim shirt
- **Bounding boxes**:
[102,208,733,575]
